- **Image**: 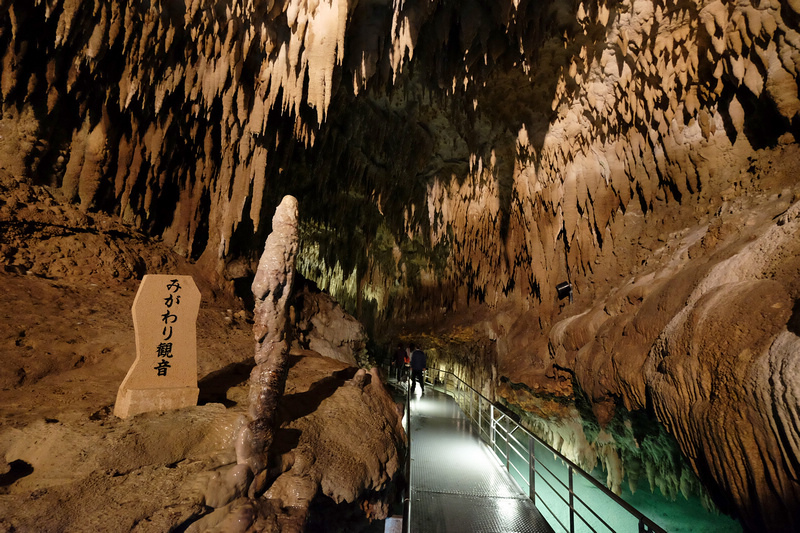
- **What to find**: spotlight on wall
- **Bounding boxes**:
[556,281,573,303]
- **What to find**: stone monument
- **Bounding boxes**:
[114,275,201,418]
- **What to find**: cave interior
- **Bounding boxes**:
[1,0,800,531]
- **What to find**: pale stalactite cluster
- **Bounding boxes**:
[392,0,800,313]
[1,0,353,269]
[3,0,798,303]
[426,152,509,307]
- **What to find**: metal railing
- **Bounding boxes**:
[403,373,412,533]
[423,368,667,533]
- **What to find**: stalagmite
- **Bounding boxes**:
[235,195,299,477]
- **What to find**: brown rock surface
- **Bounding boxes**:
[293,285,369,367]
[494,150,800,530]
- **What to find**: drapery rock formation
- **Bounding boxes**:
[504,186,800,529]
[2,0,800,530]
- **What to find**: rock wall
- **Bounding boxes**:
[489,158,800,531]
[292,283,369,367]
[386,2,800,527]
[384,1,800,529]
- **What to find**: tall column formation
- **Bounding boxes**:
[235,195,299,476]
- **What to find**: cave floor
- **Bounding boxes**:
[407,387,554,533]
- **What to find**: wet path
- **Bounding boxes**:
[406,387,554,533]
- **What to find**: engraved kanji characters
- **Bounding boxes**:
[155,279,182,376]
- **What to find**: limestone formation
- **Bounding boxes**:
[236,195,299,475]
[292,283,368,367]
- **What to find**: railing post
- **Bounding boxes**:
[470,388,474,423]
[569,466,575,533]
[489,405,493,447]
[528,435,535,502]
[478,396,482,440]
[505,420,510,471]
[403,378,412,533]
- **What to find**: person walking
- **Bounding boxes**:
[409,343,427,394]
[392,343,406,382]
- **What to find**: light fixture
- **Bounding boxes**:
[556,281,573,303]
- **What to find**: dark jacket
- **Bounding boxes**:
[409,349,426,371]
[393,347,406,366]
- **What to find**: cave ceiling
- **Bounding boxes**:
[2,0,797,320]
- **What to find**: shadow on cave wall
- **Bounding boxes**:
[717,85,800,150]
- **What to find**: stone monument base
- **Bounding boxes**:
[114,387,199,418]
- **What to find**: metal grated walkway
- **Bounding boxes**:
[407,388,554,533]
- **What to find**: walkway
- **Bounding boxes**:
[407,387,554,533]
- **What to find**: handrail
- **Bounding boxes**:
[402,372,412,533]
[425,368,667,533]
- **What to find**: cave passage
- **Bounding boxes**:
[2,0,800,530]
